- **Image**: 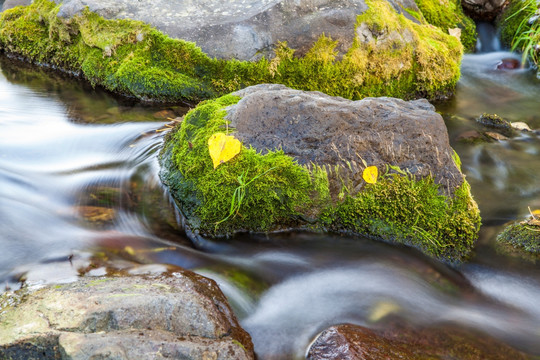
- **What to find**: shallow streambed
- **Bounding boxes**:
[0,52,539,359]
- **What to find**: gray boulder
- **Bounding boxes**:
[51,0,421,61]
[228,84,463,196]
[0,272,254,360]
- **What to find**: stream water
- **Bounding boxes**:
[1,26,540,359]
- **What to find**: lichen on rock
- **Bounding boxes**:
[159,84,481,263]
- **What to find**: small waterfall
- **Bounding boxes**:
[476,22,502,53]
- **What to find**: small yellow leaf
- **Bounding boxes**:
[208,133,241,169]
[363,166,378,184]
[368,300,401,322]
[124,246,135,256]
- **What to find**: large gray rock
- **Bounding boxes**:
[52,0,421,61]
[0,272,254,360]
[228,84,462,196]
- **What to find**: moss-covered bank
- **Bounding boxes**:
[159,94,481,263]
[498,0,540,67]
[498,0,537,48]
[0,0,463,102]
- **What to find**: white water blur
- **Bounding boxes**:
[0,64,166,283]
[240,261,540,359]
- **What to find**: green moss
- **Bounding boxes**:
[327,174,480,262]
[265,0,463,99]
[415,0,477,52]
[160,94,481,262]
[497,222,540,256]
[160,95,322,235]
[0,0,462,102]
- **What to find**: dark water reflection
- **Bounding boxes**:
[1,55,540,359]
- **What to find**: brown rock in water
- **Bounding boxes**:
[307,323,530,360]
[485,131,508,141]
[456,130,488,143]
[0,272,254,360]
[496,58,521,70]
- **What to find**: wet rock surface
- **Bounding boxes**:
[229,84,463,196]
[0,272,254,360]
[462,0,507,21]
[49,0,420,61]
[307,323,530,360]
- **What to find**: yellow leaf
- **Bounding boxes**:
[208,133,241,169]
[368,300,401,322]
[124,246,135,256]
[363,166,378,184]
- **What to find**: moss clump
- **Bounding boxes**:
[0,0,462,101]
[414,0,477,52]
[268,0,463,99]
[497,222,540,260]
[476,113,516,137]
[160,94,481,263]
[159,94,323,235]
[327,174,480,261]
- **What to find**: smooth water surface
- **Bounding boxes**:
[1,53,540,359]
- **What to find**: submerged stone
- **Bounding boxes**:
[306,323,530,360]
[0,272,255,359]
[497,218,540,263]
[476,113,516,137]
[0,0,464,102]
[159,84,481,263]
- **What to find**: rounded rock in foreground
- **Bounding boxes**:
[0,272,255,360]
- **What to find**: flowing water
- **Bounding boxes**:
[1,26,540,358]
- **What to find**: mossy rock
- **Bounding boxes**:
[413,0,477,52]
[0,0,462,102]
[497,221,540,263]
[159,85,481,263]
[476,113,517,137]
